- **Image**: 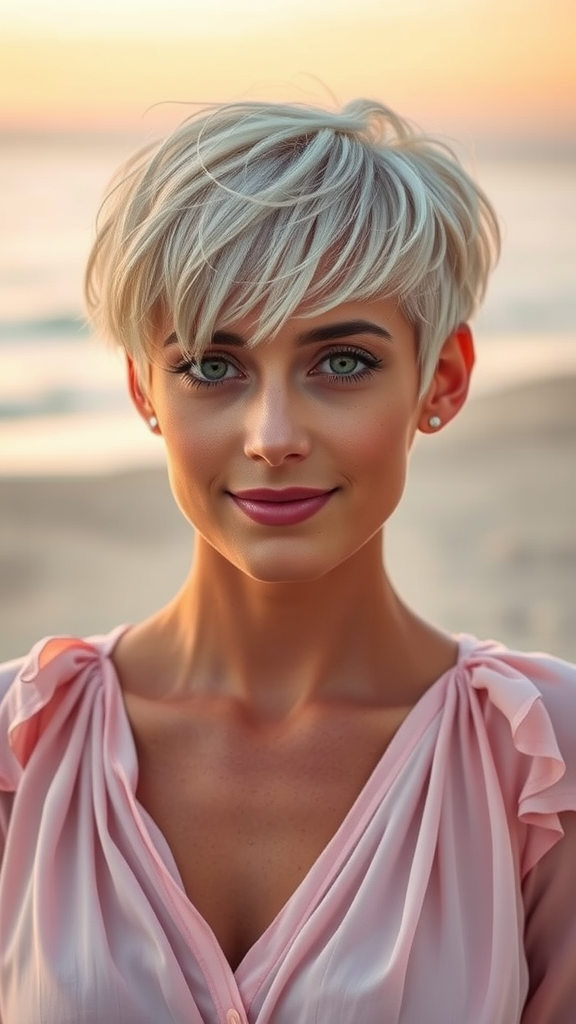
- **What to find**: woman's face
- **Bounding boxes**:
[132,298,434,583]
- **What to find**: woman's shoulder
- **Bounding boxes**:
[458,636,576,865]
[467,643,576,1018]
[0,627,129,783]
[461,635,576,760]
[460,632,576,678]
[0,626,128,693]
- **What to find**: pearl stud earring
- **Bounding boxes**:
[148,415,158,431]
[428,415,441,429]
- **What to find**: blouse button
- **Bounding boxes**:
[226,1010,242,1024]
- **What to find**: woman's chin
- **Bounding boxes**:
[213,538,350,586]
[232,555,339,586]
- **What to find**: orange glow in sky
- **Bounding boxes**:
[1,0,575,140]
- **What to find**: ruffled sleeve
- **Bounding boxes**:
[464,640,576,878]
[463,640,576,1023]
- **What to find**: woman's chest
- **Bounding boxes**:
[1,676,530,1024]
[129,699,409,971]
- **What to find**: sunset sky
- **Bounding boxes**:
[1,0,575,142]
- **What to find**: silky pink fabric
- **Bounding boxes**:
[0,630,575,1024]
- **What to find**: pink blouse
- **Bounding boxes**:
[0,629,575,1024]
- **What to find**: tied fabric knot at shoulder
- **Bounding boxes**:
[2,637,110,779]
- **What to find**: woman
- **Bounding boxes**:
[0,99,574,1023]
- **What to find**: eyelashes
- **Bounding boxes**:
[176,354,240,388]
[313,348,383,384]
[169,346,384,390]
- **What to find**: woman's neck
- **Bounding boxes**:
[117,532,457,718]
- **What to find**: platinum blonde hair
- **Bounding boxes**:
[85,98,500,392]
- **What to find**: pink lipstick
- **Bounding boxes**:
[229,487,336,526]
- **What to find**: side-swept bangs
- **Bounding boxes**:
[85,99,500,390]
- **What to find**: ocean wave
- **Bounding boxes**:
[0,335,128,421]
[0,316,90,342]
[0,388,130,421]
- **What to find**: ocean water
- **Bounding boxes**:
[1,137,575,473]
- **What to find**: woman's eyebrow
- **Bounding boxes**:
[216,320,393,347]
[163,320,393,349]
[294,320,393,346]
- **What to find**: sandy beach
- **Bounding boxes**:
[1,374,575,665]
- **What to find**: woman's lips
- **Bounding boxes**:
[228,488,336,526]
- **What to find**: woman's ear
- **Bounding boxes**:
[418,324,474,433]
[126,356,160,433]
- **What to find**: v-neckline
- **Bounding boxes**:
[103,628,469,1001]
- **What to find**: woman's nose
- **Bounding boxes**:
[243,385,311,466]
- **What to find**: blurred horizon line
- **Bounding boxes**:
[1,125,575,161]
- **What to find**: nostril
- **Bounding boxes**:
[243,420,311,465]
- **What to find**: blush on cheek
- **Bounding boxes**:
[343,415,408,463]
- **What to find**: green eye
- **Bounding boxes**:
[328,354,360,375]
[200,357,229,381]
[312,347,382,385]
[171,350,242,390]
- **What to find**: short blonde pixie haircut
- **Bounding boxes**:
[85,98,500,392]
